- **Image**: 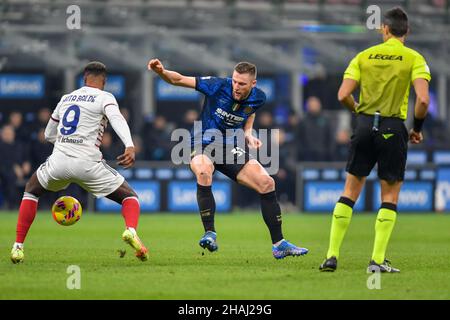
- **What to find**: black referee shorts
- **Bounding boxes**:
[346,113,408,181]
[190,142,253,181]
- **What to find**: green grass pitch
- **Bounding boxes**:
[0,211,449,300]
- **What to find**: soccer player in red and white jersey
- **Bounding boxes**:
[10,62,148,263]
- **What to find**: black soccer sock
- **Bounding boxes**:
[197,184,216,232]
[260,191,283,244]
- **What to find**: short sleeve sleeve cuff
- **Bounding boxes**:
[343,55,361,82]
[412,55,431,82]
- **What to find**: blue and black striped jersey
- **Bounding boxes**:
[192,76,266,145]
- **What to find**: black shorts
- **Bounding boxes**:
[346,114,408,181]
[190,143,253,181]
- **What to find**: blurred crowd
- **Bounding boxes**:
[1,96,450,209]
[0,108,87,209]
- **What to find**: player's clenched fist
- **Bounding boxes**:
[409,129,423,144]
[148,58,164,74]
[245,134,262,149]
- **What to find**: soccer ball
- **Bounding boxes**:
[52,196,82,226]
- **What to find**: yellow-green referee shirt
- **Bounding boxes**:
[344,38,431,120]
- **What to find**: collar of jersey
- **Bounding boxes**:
[385,38,404,47]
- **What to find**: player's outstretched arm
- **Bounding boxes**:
[410,78,430,144]
[147,58,196,88]
[338,79,359,112]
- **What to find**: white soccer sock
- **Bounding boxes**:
[13,242,24,249]
[127,227,137,236]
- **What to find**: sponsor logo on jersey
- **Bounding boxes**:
[368,54,403,61]
[60,136,84,144]
[215,107,245,125]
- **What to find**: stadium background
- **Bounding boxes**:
[0,0,449,214]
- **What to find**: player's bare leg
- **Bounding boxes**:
[107,181,148,261]
[190,154,214,187]
[368,179,402,273]
[320,173,365,271]
[11,172,47,264]
[190,154,218,251]
[341,174,366,202]
[236,159,308,259]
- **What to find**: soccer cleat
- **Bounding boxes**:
[272,240,308,259]
[199,231,218,252]
[367,259,400,273]
[11,245,24,264]
[319,256,338,272]
[122,229,149,261]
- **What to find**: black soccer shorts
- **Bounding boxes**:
[190,142,253,181]
[346,113,408,181]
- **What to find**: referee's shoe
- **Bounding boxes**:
[319,256,337,272]
[367,259,400,273]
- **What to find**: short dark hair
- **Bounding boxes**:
[383,7,409,37]
[234,62,257,78]
[84,61,107,77]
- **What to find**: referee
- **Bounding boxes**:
[320,7,431,273]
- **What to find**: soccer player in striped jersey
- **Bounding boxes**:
[148,59,308,259]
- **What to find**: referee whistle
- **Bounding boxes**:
[372,111,380,132]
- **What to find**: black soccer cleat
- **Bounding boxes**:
[319,256,337,272]
[367,259,400,273]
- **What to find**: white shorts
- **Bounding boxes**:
[37,152,125,198]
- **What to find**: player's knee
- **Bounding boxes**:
[197,172,213,185]
[258,176,275,194]
[196,167,213,185]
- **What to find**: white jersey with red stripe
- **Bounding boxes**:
[50,86,118,161]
